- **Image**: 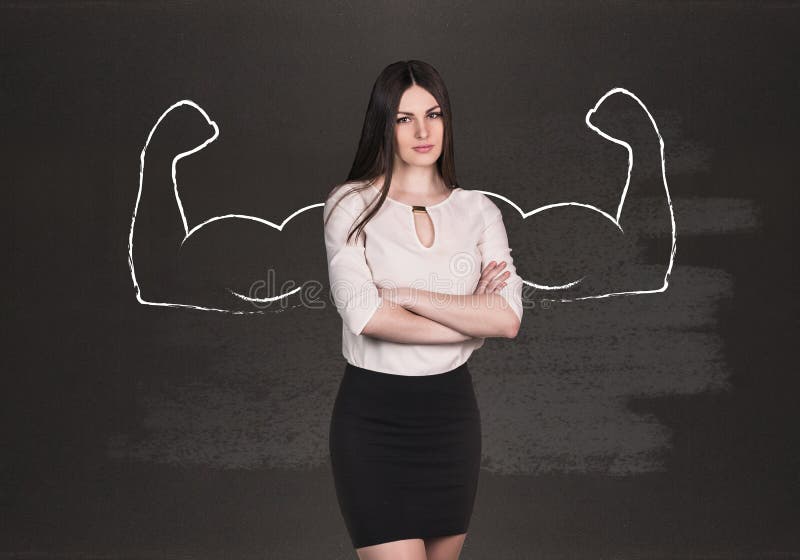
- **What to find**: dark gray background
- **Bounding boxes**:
[2,1,798,558]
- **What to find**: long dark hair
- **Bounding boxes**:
[324,60,460,245]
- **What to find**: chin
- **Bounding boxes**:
[409,151,439,159]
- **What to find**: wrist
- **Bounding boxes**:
[400,287,424,310]
[378,286,410,308]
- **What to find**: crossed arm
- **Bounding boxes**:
[324,187,522,345]
[361,289,519,343]
[361,261,521,343]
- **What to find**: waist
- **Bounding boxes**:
[341,359,474,401]
[345,359,470,380]
[341,328,484,376]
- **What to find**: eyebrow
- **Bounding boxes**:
[397,105,441,115]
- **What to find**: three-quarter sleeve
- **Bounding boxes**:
[323,189,383,336]
[477,196,524,322]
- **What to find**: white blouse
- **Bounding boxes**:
[323,180,523,376]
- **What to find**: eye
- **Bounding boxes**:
[396,112,443,124]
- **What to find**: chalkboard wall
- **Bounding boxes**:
[3,2,797,558]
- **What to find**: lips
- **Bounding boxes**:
[413,145,434,152]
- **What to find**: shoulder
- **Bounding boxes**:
[456,188,498,209]
[325,181,374,219]
[457,188,501,224]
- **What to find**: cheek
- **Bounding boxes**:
[396,127,416,149]
[394,127,406,146]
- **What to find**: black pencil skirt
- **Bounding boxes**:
[329,360,482,549]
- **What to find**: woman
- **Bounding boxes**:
[323,60,523,560]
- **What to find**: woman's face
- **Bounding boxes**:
[393,85,444,168]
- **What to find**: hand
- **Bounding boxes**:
[473,260,510,295]
[377,286,413,307]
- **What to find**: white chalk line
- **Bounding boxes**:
[475,86,677,303]
[128,87,675,314]
[128,99,314,315]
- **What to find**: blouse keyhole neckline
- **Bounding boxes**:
[368,184,460,210]
[368,184,459,250]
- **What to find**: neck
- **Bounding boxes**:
[380,164,447,196]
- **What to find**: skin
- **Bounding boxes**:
[354,86,517,560]
[355,535,466,560]
[361,84,519,342]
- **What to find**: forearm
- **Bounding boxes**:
[401,289,518,338]
[361,301,476,344]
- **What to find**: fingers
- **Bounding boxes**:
[488,264,510,292]
[474,260,510,294]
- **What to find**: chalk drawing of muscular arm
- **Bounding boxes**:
[127,87,675,313]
